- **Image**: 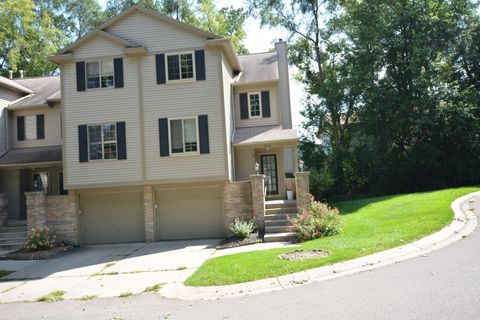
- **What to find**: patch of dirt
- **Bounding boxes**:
[216,232,264,250]
[279,249,329,261]
[0,246,73,260]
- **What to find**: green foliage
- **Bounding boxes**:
[37,290,65,302]
[309,167,335,198]
[229,218,255,239]
[0,270,13,278]
[289,196,343,241]
[25,227,56,251]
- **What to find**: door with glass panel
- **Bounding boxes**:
[260,154,279,196]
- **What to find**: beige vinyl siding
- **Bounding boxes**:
[0,169,20,220]
[143,47,227,181]
[0,87,23,154]
[105,10,206,52]
[221,52,234,180]
[9,104,62,148]
[234,84,281,128]
[73,36,125,60]
[234,147,255,181]
[62,55,143,188]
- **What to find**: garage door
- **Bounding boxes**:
[156,185,223,240]
[81,191,144,244]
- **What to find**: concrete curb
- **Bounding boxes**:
[159,191,480,301]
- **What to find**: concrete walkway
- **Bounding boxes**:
[0,239,218,302]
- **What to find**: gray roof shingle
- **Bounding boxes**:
[236,52,279,83]
[233,125,297,145]
[0,146,62,166]
[8,76,60,109]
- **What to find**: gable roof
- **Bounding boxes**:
[236,52,279,84]
[7,76,60,109]
[99,4,222,40]
[0,145,62,167]
[0,76,34,94]
[58,28,141,54]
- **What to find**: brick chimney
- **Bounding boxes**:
[275,39,292,129]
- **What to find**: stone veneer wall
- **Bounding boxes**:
[223,181,253,235]
[250,174,266,231]
[0,193,7,227]
[285,178,296,196]
[143,186,155,243]
[295,172,310,213]
[26,192,79,244]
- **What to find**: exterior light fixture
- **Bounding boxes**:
[255,162,260,174]
[299,160,304,172]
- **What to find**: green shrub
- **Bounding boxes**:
[229,218,255,239]
[25,227,56,251]
[309,167,335,198]
[289,196,343,242]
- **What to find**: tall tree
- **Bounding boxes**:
[0,0,62,76]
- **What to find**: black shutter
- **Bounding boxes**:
[240,93,249,119]
[76,61,86,91]
[198,115,210,154]
[114,58,124,88]
[159,118,169,157]
[261,91,271,118]
[156,54,166,84]
[78,125,88,162]
[195,50,206,81]
[116,121,127,160]
[36,114,45,140]
[17,116,25,141]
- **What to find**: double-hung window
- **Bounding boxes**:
[170,118,198,154]
[86,60,114,89]
[88,124,117,160]
[248,93,262,118]
[167,53,195,81]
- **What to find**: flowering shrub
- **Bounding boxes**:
[25,227,56,251]
[289,195,343,242]
[229,218,255,239]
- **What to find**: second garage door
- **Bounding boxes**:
[156,185,223,240]
[81,191,144,244]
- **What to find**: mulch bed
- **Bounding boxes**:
[216,231,264,250]
[279,249,329,261]
[0,246,73,260]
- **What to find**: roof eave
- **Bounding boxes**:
[49,53,73,64]
[206,38,241,72]
[233,79,280,87]
[0,161,62,168]
[233,138,298,147]
[0,78,34,94]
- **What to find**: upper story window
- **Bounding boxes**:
[88,123,117,160]
[248,93,262,118]
[17,114,44,141]
[170,118,198,154]
[167,53,195,81]
[86,60,114,89]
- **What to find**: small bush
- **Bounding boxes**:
[25,227,56,251]
[229,218,255,239]
[289,196,343,242]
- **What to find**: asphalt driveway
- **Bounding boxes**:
[0,239,218,302]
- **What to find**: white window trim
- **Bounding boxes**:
[248,92,262,119]
[85,60,115,90]
[165,51,196,84]
[87,123,118,161]
[168,116,200,157]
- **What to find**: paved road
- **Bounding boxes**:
[2,197,480,320]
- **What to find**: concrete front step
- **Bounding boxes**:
[265,200,297,209]
[264,232,297,242]
[0,231,26,239]
[265,207,298,215]
[265,219,291,227]
[265,225,294,233]
[0,226,27,233]
[5,220,27,227]
[0,242,24,250]
[265,213,298,221]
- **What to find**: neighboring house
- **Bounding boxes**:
[0,5,301,245]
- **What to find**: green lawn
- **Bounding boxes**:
[186,187,478,286]
[0,270,13,278]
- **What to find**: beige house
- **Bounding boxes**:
[0,5,308,246]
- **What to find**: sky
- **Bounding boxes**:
[96,0,306,129]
